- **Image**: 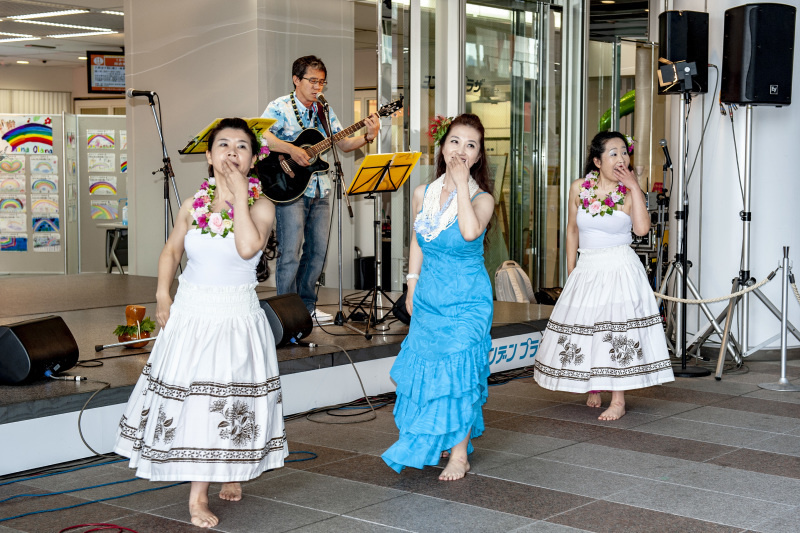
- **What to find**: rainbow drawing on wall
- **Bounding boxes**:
[89,180,117,195]
[31,197,59,213]
[33,234,60,252]
[32,176,58,193]
[120,154,127,173]
[31,160,56,174]
[0,197,25,211]
[32,216,60,232]
[91,201,118,220]
[0,215,25,233]
[0,177,25,193]
[0,156,25,174]
[0,236,27,251]
[1,122,53,152]
[87,131,115,149]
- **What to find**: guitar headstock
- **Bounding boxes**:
[378,96,404,118]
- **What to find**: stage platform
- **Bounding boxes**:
[0,274,551,475]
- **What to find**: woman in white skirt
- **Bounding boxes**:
[114,118,287,528]
[534,131,673,421]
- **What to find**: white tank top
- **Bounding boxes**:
[182,229,261,285]
[577,208,632,249]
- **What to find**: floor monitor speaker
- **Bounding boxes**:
[658,10,709,94]
[259,293,313,348]
[721,3,796,106]
[0,316,79,384]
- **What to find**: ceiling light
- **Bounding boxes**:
[9,10,89,20]
[13,19,113,32]
[601,0,615,3]
[16,60,29,64]
[79,56,87,60]
[48,31,116,39]
[101,11,124,16]
[0,31,33,37]
[0,36,39,43]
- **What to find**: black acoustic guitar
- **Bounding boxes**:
[257,98,403,203]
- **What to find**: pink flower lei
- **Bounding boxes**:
[188,176,263,237]
[578,170,627,217]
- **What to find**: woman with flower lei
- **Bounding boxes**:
[114,118,286,529]
[533,131,673,421]
[382,114,495,482]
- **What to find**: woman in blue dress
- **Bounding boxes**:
[382,114,495,481]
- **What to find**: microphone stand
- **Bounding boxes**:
[319,103,367,337]
[143,93,182,243]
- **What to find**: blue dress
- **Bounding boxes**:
[382,192,493,473]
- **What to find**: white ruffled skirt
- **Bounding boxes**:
[114,279,288,482]
[534,245,674,393]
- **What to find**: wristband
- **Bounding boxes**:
[406,273,419,281]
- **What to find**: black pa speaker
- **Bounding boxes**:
[721,3,796,106]
[658,10,709,94]
[259,293,313,348]
[0,316,79,384]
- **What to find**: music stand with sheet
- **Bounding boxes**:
[347,152,420,334]
[178,117,277,154]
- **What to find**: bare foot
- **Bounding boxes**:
[439,454,470,481]
[189,500,219,529]
[587,392,602,408]
[598,401,625,421]
[219,482,242,501]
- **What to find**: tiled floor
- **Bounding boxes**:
[3,357,800,532]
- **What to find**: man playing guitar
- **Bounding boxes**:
[261,55,380,323]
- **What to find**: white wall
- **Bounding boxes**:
[662,0,800,348]
[0,65,75,92]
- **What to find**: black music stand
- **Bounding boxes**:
[346,152,420,334]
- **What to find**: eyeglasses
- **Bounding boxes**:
[302,77,327,87]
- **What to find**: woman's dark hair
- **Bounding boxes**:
[206,117,259,177]
[434,113,493,197]
[292,55,327,87]
[582,131,632,176]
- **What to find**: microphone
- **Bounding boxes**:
[126,88,156,98]
[316,93,329,108]
[659,139,672,169]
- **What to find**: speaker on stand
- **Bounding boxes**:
[0,316,79,384]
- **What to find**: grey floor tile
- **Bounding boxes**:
[744,388,800,405]
[289,515,412,532]
[537,442,697,480]
[661,462,800,506]
[606,478,793,529]
[511,522,593,532]
[532,403,662,429]
[634,416,777,447]
[483,392,563,415]
[242,470,404,514]
[665,377,759,396]
[481,456,648,498]
[285,417,398,456]
[746,507,800,533]
[152,495,335,533]
[347,492,535,533]
[474,427,575,457]
[719,371,794,386]
[462,447,529,474]
[622,395,702,417]
[673,405,800,433]
[745,433,800,457]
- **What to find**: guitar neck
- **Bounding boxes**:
[307,119,366,156]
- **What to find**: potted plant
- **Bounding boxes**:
[113,305,156,348]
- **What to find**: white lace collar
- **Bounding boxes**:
[413,175,479,242]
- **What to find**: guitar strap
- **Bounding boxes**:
[314,103,331,136]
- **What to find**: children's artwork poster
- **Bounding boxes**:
[0,234,27,252]
[88,153,115,173]
[120,153,127,173]
[30,194,59,214]
[87,129,115,149]
[68,158,77,176]
[68,203,77,223]
[0,194,25,212]
[89,176,117,195]
[0,176,25,193]
[0,213,26,233]
[32,215,59,232]
[120,130,127,150]
[91,199,118,220]
[29,154,58,174]
[0,154,25,174]
[33,233,60,252]
[0,116,54,154]
[67,130,76,148]
[31,175,59,194]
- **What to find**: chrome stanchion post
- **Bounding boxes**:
[759,247,800,392]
